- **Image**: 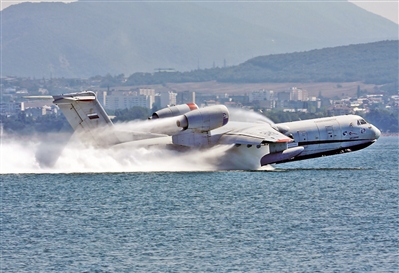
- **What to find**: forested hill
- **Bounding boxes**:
[220,40,398,84]
[123,40,398,87]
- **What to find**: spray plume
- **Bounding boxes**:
[0,109,275,173]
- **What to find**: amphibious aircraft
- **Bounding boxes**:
[26,91,381,169]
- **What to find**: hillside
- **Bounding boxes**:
[220,40,399,84]
[122,40,398,88]
[1,1,397,78]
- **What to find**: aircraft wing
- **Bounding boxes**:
[217,122,293,145]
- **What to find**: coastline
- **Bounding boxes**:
[381,133,399,137]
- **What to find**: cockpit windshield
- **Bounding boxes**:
[357,119,367,125]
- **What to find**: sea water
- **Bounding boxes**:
[1,137,398,272]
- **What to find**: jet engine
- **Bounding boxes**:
[176,105,229,132]
[150,103,198,119]
[172,105,229,147]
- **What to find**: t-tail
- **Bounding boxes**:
[55,91,121,146]
[26,91,118,146]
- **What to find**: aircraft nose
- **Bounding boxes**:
[372,125,381,139]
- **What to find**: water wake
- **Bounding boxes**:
[0,137,205,173]
[1,108,273,174]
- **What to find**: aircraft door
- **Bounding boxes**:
[316,119,342,148]
[299,131,308,141]
[325,125,334,139]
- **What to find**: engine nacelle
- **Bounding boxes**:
[150,103,198,119]
[176,105,229,132]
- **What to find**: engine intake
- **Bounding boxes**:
[176,105,229,132]
[150,103,198,119]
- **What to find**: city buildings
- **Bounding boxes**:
[1,76,397,120]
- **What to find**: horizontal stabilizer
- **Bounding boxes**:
[23,95,54,100]
[53,93,96,103]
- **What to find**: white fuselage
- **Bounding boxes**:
[278,114,380,161]
[211,114,380,167]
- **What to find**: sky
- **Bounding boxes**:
[349,0,398,24]
[0,0,398,25]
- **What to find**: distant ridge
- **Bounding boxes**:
[124,40,398,86]
[220,40,399,84]
[2,1,397,78]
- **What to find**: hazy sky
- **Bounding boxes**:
[0,0,398,24]
[348,0,398,24]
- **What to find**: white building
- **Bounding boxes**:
[160,91,177,108]
[96,89,156,110]
[249,89,274,103]
[290,87,308,101]
[96,91,107,107]
[0,102,23,115]
[105,94,154,110]
[177,91,195,104]
[139,88,155,96]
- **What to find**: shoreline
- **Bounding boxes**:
[381,133,399,137]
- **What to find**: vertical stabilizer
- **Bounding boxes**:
[53,91,117,145]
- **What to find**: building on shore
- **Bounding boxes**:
[160,91,177,108]
[96,88,156,111]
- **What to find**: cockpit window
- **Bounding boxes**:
[357,119,367,125]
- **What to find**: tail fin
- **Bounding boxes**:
[53,91,117,145]
[28,91,166,147]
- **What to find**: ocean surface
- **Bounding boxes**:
[1,136,398,272]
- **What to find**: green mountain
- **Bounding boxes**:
[2,1,397,78]
[220,40,399,84]
[123,40,398,87]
